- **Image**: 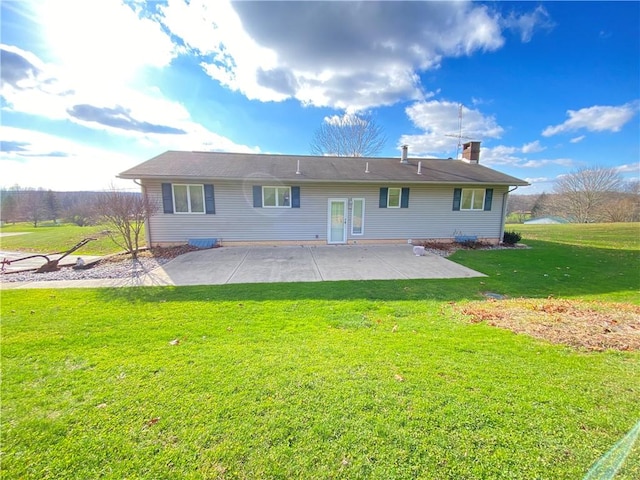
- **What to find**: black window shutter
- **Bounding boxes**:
[291,186,300,208]
[484,188,493,211]
[452,188,462,211]
[401,187,410,208]
[162,183,174,214]
[379,187,388,208]
[253,186,262,207]
[204,184,215,214]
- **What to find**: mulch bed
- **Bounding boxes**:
[457,298,640,352]
[99,245,202,264]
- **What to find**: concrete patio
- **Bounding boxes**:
[1,244,485,289]
[147,244,485,286]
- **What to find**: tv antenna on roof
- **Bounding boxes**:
[445,104,473,159]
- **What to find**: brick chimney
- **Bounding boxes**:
[462,141,481,164]
[401,145,408,164]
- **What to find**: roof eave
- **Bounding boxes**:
[118,173,529,186]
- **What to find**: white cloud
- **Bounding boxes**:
[479,144,574,169]
[520,158,575,168]
[477,145,522,166]
[154,0,547,110]
[1,45,259,161]
[400,101,504,156]
[503,5,554,42]
[542,102,639,136]
[1,120,259,191]
[616,163,640,174]
[524,177,551,184]
[570,135,586,143]
[160,0,286,103]
[0,126,138,191]
[0,44,73,120]
[521,140,545,153]
[35,0,177,88]
[519,177,554,193]
[1,1,266,191]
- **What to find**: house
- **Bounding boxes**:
[118,142,529,247]
[524,216,569,225]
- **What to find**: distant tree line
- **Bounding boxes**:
[1,186,154,258]
[507,167,640,223]
[0,187,114,227]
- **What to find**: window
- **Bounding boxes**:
[253,186,300,208]
[351,198,365,235]
[461,188,486,210]
[173,184,205,213]
[387,187,401,208]
[263,186,291,208]
[379,187,409,208]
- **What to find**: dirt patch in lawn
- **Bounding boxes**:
[457,298,640,351]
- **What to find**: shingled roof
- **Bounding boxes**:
[119,151,529,186]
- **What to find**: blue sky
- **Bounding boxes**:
[1,0,638,193]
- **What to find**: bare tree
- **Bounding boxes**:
[0,188,19,224]
[45,190,61,224]
[63,196,99,226]
[21,188,50,227]
[598,194,639,222]
[310,113,387,157]
[552,167,623,222]
[623,179,640,195]
[95,186,158,259]
[531,193,550,218]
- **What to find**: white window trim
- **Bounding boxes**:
[351,198,365,236]
[461,188,486,211]
[387,187,401,208]
[262,186,291,208]
[172,184,205,214]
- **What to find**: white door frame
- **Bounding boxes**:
[327,198,348,244]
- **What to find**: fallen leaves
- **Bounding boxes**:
[144,417,160,428]
[457,298,640,351]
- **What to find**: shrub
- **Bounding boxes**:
[503,230,522,245]
[459,239,492,249]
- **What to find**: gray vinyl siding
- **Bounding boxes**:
[143,180,508,244]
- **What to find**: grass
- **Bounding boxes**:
[0,222,134,256]
[516,222,640,250]
[450,223,639,303]
[1,223,639,479]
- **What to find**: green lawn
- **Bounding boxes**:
[0,222,134,256]
[1,223,639,479]
[517,222,640,250]
[451,224,639,303]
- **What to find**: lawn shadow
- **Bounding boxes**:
[96,239,639,305]
[96,277,478,304]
